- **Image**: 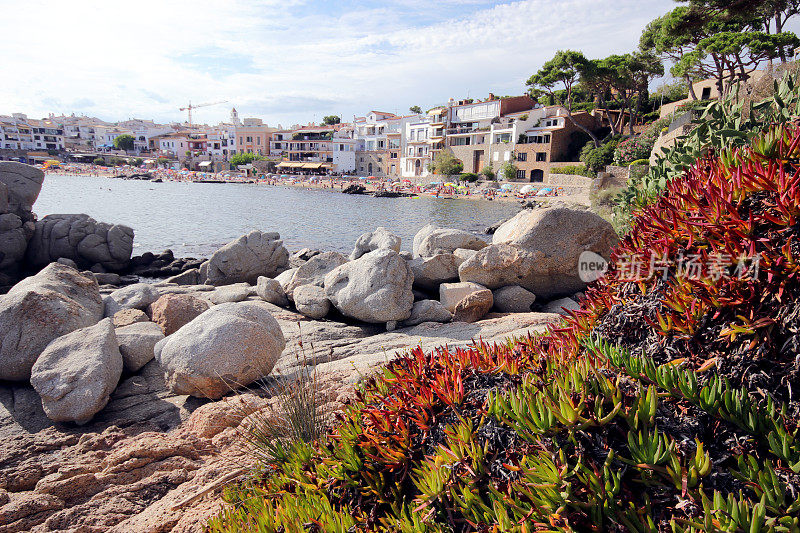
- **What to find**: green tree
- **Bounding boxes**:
[229,152,265,168]
[133,157,144,166]
[156,156,170,167]
[499,162,518,181]
[480,166,496,180]
[93,157,105,166]
[409,106,422,114]
[113,134,135,151]
[527,50,600,147]
[580,138,620,175]
[322,115,341,125]
[429,150,463,176]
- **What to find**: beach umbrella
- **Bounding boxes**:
[500,184,514,191]
[536,187,553,196]
[444,182,456,187]
[519,184,535,194]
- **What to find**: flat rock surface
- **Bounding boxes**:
[0,294,560,532]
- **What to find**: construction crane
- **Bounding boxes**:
[179,100,228,126]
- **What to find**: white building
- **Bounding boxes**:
[332,125,358,174]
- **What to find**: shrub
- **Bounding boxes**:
[628,158,650,166]
[92,157,105,166]
[459,172,478,183]
[498,161,517,181]
[479,166,496,180]
[209,123,800,531]
[133,157,144,166]
[429,150,463,176]
[580,138,620,175]
[613,117,670,167]
[552,164,590,176]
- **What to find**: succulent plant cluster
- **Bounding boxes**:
[209,123,800,532]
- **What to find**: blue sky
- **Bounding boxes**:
[2,0,798,127]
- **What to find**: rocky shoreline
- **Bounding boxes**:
[0,161,618,531]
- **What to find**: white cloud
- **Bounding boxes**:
[1,0,795,126]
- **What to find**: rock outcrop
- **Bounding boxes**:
[414,225,488,258]
[408,253,459,291]
[324,249,414,323]
[26,214,135,271]
[284,251,348,300]
[149,293,210,335]
[115,321,165,372]
[0,263,103,381]
[350,227,401,260]
[203,231,289,285]
[493,285,537,313]
[0,161,45,217]
[30,319,123,424]
[255,276,289,307]
[155,302,286,399]
[293,284,331,319]
[403,299,452,326]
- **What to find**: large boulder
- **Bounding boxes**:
[0,161,45,217]
[293,284,331,319]
[106,283,159,312]
[408,253,459,291]
[148,293,210,335]
[493,285,536,313]
[452,289,494,323]
[115,321,165,372]
[403,299,452,327]
[350,227,401,260]
[255,276,289,307]
[274,267,297,292]
[0,213,34,272]
[204,230,289,285]
[208,283,252,304]
[26,214,134,271]
[439,281,488,313]
[412,223,439,258]
[154,302,286,399]
[284,252,348,300]
[414,226,487,258]
[30,319,123,424]
[486,207,618,298]
[324,249,414,323]
[0,263,103,381]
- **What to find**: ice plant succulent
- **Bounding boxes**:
[209,123,800,532]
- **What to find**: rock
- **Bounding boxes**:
[399,250,413,260]
[208,283,252,304]
[293,285,331,319]
[115,321,165,372]
[412,223,439,258]
[415,226,488,258]
[342,183,366,194]
[93,272,122,286]
[452,289,494,323]
[0,179,7,214]
[350,227,401,260]
[56,257,78,268]
[30,319,123,424]
[408,253,459,291]
[164,268,200,285]
[111,308,149,328]
[90,263,106,273]
[0,161,45,216]
[204,230,289,285]
[0,213,32,272]
[149,293,211,335]
[403,299,452,326]
[154,302,286,399]
[26,214,135,271]
[489,207,618,298]
[274,267,297,291]
[541,297,581,316]
[493,285,537,313]
[284,251,348,300]
[452,248,478,267]
[0,263,103,381]
[106,282,159,311]
[255,276,289,306]
[324,249,414,323]
[289,248,321,268]
[439,281,489,313]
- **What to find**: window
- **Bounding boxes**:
[246,136,253,143]
[493,152,499,161]
[516,169,526,180]
[516,152,527,162]
[536,152,547,162]
[701,87,712,100]
[504,151,510,161]
[257,137,261,145]
[390,152,398,159]
[239,137,243,144]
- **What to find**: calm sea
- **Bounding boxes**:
[34,174,520,258]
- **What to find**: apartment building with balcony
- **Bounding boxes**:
[235,119,276,156]
[354,111,403,177]
[399,111,439,178]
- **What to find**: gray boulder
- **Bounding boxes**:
[26,214,134,271]
[0,213,33,272]
[0,162,44,216]
[412,223,439,258]
[452,248,478,267]
[0,180,8,214]
[106,283,159,312]
[408,253,459,291]
[541,297,581,316]
[274,267,297,292]
[452,288,494,323]
[154,302,286,399]
[208,283,253,304]
[415,226,487,258]
[324,249,414,323]
[439,281,488,313]
[204,230,289,285]
[488,207,618,298]
[255,276,289,306]
[115,321,165,372]
[403,299,452,326]
[493,285,537,313]
[0,263,103,381]
[293,284,331,319]
[350,227,401,260]
[164,268,200,285]
[284,251,348,300]
[30,318,122,424]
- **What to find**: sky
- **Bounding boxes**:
[1,0,796,127]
